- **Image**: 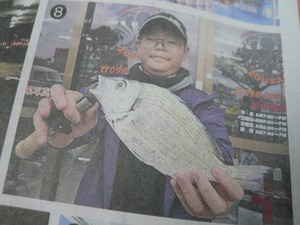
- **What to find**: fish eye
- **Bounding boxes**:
[115,80,127,89]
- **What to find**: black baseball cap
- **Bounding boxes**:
[138,12,187,44]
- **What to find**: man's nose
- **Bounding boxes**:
[154,39,165,50]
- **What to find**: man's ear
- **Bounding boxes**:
[183,46,190,62]
[135,39,142,55]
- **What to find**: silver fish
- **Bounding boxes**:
[90,75,270,189]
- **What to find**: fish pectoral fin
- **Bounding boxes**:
[130,98,142,111]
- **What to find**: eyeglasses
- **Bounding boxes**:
[140,35,182,51]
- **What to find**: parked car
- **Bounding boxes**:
[24,65,63,108]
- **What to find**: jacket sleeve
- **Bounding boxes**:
[180,88,234,165]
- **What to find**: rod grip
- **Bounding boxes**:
[15,131,43,159]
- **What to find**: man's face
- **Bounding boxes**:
[136,26,189,77]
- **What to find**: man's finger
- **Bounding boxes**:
[212,167,244,201]
[50,84,67,110]
[71,102,100,136]
[62,91,84,124]
[192,170,229,215]
[170,178,198,215]
[177,173,205,212]
[51,88,84,125]
[33,110,49,145]
[36,97,53,118]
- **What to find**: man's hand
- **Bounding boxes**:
[170,167,244,218]
[33,84,100,148]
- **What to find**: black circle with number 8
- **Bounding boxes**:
[50,5,67,19]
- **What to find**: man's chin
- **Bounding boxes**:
[146,69,173,77]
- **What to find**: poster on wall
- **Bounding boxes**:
[212,24,287,145]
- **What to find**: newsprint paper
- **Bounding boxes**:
[0,0,299,224]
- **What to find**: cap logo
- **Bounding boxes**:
[167,16,182,30]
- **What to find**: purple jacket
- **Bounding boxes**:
[74,86,234,221]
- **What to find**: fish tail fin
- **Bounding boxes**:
[230,165,272,191]
[233,165,272,180]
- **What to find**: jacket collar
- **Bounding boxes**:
[128,63,193,92]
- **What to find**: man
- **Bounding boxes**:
[34,12,243,221]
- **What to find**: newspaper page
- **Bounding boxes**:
[0,0,299,224]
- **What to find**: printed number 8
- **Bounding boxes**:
[51,5,67,19]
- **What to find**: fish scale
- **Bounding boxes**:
[90,75,271,189]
